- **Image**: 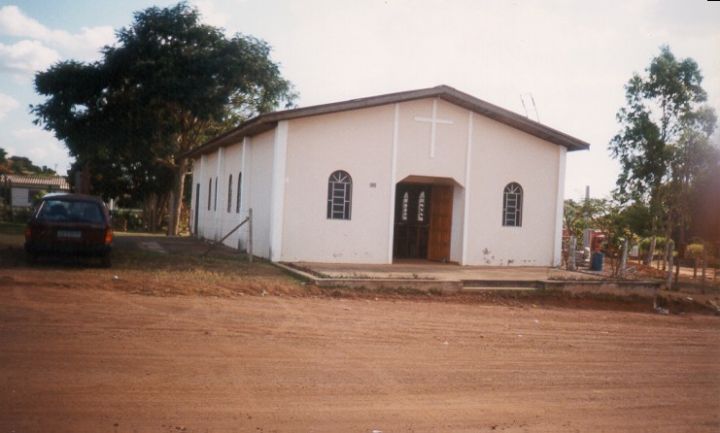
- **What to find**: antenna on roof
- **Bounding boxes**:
[529,94,540,122]
[520,93,540,122]
[520,95,529,118]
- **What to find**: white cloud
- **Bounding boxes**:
[193,0,229,29]
[0,5,49,39]
[0,92,19,118]
[188,0,719,199]
[6,128,71,173]
[0,5,114,74]
[0,39,59,74]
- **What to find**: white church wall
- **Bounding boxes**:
[203,151,219,239]
[189,159,197,235]
[466,114,561,266]
[395,98,468,185]
[280,104,395,263]
[246,130,275,259]
[450,185,465,263]
[191,96,568,266]
[218,143,245,250]
[191,132,274,259]
[553,146,567,266]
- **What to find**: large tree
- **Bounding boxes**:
[33,2,296,233]
[609,46,717,260]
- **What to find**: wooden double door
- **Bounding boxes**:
[393,183,453,261]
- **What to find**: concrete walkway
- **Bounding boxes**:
[280,261,662,297]
[293,261,604,282]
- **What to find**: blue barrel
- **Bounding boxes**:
[590,252,604,271]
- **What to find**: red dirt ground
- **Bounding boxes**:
[1,268,719,433]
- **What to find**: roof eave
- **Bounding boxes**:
[185,85,590,158]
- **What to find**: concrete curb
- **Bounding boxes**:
[274,262,461,292]
[274,262,663,297]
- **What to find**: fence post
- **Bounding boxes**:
[666,240,674,290]
[248,208,253,263]
[620,238,628,278]
[646,236,656,266]
[568,236,576,271]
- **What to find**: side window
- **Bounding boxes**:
[214,177,218,211]
[236,172,242,213]
[227,174,233,213]
[326,170,352,220]
[208,179,212,210]
[502,182,523,227]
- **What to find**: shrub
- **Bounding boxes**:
[639,236,668,254]
[111,208,144,231]
[685,243,704,259]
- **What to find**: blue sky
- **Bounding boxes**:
[1,0,718,199]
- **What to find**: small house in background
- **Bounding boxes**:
[0,174,71,208]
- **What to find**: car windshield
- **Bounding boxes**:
[38,199,105,224]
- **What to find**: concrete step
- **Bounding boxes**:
[461,279,542,289]
[462,286,538,292]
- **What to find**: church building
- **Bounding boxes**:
[186,85,589,266]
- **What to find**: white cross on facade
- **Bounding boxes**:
[414,99,453,158]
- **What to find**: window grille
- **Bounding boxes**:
[326,170,352,220]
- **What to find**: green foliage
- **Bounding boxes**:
[31,190,47,205]
[31,2,296,230]
[563,198,608,239]
[0,152,56,176]
[609,46,717,252]
[111,209,145,231]
[639,236,668,253]
[685,243,704,259]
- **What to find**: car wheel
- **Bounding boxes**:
[26,253,37,266]
[101,254,112,268]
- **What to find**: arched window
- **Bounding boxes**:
[327,170,352,220]
[502,182,523,227]
[227,174,233,213]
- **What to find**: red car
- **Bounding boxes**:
[24,194,113,267]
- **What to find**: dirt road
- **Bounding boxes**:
[1,274,718,433]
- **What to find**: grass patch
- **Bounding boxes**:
[111,246,281,277]
[0,221,24,236]
[0,221,25,248]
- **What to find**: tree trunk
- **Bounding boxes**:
[143,193,158,232]
[619,238,628,278]
[646,236,656,266]
[167,158,188,236]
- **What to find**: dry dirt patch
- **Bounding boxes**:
[1,268,719,432]
[0,233,719,432]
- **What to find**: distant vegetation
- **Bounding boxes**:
[0,148,56,176]
[565,46,719,277]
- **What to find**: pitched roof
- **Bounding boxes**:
[1,174,70,190]
[186,85,590,158]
